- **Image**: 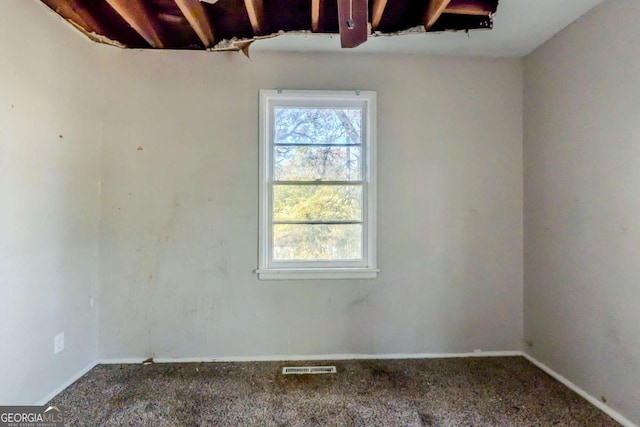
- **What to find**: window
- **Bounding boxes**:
[257,90,378,280]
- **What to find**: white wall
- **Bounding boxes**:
[524,0,640,423]
[0,1,101,404]
[98,50,523,359]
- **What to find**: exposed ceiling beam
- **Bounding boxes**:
[174,0,215,47]
[105,0,164,48]
[424,0,451,30]
[42,0,105,34]
[371,0,389,30]
[444,0,493,16]
[244,0,266,35]
[337,0,368,48]
[311,0,321,32]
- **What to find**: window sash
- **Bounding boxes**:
[268,183,369,266]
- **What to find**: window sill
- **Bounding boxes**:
[255,268,379,280]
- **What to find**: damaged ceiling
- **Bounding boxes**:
[41,0,498,51]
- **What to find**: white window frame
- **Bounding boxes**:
[257,89,378,280]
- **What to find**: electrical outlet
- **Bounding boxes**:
[90,297,94,308]
[54,333,64,354]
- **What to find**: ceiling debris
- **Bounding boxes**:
[40,0,498,51]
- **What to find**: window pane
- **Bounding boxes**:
[274,146,361,181]
[273,224,362,260]
[273,185,362,222]
[274,108,362,145]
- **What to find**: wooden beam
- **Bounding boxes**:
[337,0,368,48]
[423,0,451,30]
[244,0,266,35]
[371,0,389,30]
[311,0,321,32]
[444,0,493,16]
[42,0,105,34]
[174,0,215,47]
[105,0,164,48]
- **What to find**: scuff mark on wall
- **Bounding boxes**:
[129,192,236,355]
[346,289,377,354]
[348,290,373,309]
[217,240,229,279]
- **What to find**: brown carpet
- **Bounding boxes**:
[49,357,619,426]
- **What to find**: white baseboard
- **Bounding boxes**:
[98,350,522,364]
[36,361,98,405]
[523,353,638,427]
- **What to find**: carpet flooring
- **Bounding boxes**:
[49,357,619,426]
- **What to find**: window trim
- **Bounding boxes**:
[257,89,378,280]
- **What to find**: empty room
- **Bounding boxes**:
[1,0,638,425]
